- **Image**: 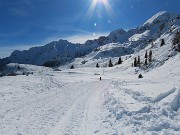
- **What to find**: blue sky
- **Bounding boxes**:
[0,0,180,58]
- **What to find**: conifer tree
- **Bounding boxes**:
[137,56,141,66]
[134,57,137,67]
[149,50,152,62]
[118,57,122,64]
[17,66,20,70]
[149,50,152,57]
[160,39,165,46]
[145,58,148,65]
[108,59,113,67]
[145,50,148,59]
[173,31,180,45]
[96,63,99,68]
[177,44,180,52]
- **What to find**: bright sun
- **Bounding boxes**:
[88,0,112,16]
[94,0,107,4]
[93,0,109,6]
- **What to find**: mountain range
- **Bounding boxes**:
[0,11,180,68]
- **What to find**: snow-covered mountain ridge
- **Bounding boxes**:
[0,11,180,67]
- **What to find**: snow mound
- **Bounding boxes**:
[152,87,176,103]
[171,90,180,111]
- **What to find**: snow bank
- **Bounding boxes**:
[171,90,180,111]
[152,87,176,103]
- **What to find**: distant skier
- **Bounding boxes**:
[100,77,102,81]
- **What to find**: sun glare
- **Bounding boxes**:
[87,0,113,17]
[94,0,107,4]
[87,0,114,37]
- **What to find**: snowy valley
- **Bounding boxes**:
[0,11,180,135]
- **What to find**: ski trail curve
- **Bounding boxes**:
[48,80,112,135]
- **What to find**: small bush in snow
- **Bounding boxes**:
[138,74,143,78]
[96,63,99,68]
[70,65,75,69]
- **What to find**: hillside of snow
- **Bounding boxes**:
[0,53,180,135]
[0,11,180,135]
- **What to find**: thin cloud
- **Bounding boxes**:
[7,0,33,17]
[0,29,28,37]
[37,32,110,45]
[8,8,30,17]
[64,32,109,44]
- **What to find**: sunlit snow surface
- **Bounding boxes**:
[0,53,180,135]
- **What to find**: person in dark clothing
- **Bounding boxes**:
[100,77,102,81]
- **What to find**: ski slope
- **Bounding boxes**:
[0,55,180,135]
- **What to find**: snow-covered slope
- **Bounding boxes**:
[0,54,180,135]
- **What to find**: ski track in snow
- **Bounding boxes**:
[48,80,114,135]
[103,80,180,135]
